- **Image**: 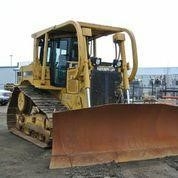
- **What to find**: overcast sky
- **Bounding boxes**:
[0,0,178,67]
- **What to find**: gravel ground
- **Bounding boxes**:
[1,105,178,178]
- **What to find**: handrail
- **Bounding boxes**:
[122,28,138,82]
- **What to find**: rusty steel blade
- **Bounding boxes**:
[50,104,178,169]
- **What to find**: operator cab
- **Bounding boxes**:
[38,37,78,87]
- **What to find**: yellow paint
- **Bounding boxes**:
[18,21,138,110]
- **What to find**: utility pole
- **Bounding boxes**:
[9,54,13,67]
[150,78,154,96]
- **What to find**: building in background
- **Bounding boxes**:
[0,65,19,89]
[136,67,178,87]
[0,61,31,89]
[130,67,178,101]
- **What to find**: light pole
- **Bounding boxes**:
[150,78,154,96]
[9,54,13,67]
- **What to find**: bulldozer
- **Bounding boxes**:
[7,21,178,169]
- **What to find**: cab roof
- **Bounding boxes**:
[31,21,124,39]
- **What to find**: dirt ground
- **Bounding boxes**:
[1,106,178,178]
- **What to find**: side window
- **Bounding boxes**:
[54,41,60,64]
[47,42,52,65]
[38,39,51,66]
[38,39,44,65]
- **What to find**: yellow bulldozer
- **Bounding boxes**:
[7,21,178,169]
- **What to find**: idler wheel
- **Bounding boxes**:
[18,92,32,114]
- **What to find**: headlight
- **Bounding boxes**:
[117,60,122,67]
[96,58,101,65]
[113,59,122,68]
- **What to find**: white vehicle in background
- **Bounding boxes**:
[0,90,12,106]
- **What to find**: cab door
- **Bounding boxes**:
[50,38,70,87]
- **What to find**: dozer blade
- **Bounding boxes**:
[50,104,178,169]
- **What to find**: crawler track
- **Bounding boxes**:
[7,85,68,147]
